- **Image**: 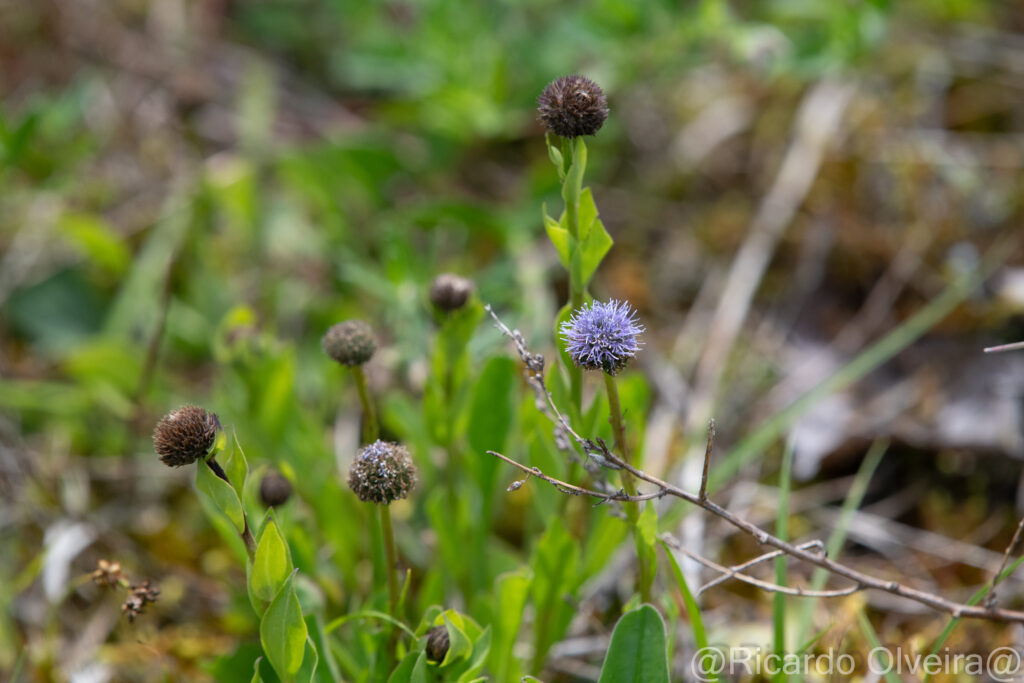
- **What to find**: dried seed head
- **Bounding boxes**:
[122,580,159,622]
[559,299,644,375]
[429,273,474,312]
[153,405,220,467]
[322,320,377,366]
[91,559,125,588]
[537,75,609,138]
[347,440,417,505]
[259,469,293,507]
[425,625,450,663]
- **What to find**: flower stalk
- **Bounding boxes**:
[603,372,652,603]
[352,365,379,444]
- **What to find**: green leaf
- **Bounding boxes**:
[250,656,264,683]
[577,187,598,240]
[195,459,246,534]
[467,355,517,501]
[578,212,613,288]
[260,571,307,681]
[598,605,669,683]
[440,612,472,666]
[561,138,587,208]
[58,213,131,276]
[490,569,531,680]
[224,431,249,499]
[530,518,580,668]
[545,134,565,180]
[294,635,319,683]
[252,514,293,603]
[543,208,570,269]
[387,651,427,683]
[456,626,491,682]
[660,542,713,679]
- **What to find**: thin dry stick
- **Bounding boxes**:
[486,304,1024,622]
[982,515,1024,606]
[697,539,825,594]
[661,534,859,599]
[984,341,1024,354]
[699,419,715,502]
[491,447,1024,621]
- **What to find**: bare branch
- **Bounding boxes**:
[697,539,825,595]
[660,535,859,599]
[486,303,1024,623]
[699,419,715,502]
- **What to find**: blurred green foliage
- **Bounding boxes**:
[3,0,1024,679]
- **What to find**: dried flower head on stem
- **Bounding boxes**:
[538,75,609,138]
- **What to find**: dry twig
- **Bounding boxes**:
[486,305,1024,623]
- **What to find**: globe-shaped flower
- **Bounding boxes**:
[348,440,417,505]
[537,75,609,138]
[322,320,377,366]
[153,405,220,467]
[559,300,644,375]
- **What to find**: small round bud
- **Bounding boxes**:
[322,320,377,366]
[429,273,474,312]
[153,405,220,467]
[559,299,644,375]
[425,625,450,663]
[260,469,293,507]
[348,440,417,505]
[537,75,609,138]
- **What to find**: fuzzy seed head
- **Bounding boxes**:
[425,625,450,663]
[347,440,417,505]
[322,320,377,366]
[559,299,644,375]
[537,75,609,138]
[153,405,220,467]
[429,273,474,312]
[260,469,293,507]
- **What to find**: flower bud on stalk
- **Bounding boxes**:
[260,469,293,507]
[322,320,377,367]
[429,273,474,312]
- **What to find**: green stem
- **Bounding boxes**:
[603,372,652,603]
[352,365,379,444]
[564,138,586,416]
[206,457,256,561]
[379,504,400,619]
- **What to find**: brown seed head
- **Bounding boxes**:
[537,75,609,138]
[425,625,450,662]
[153,405,219,468]
[322,320,377,366]
[429,273,474,312]
[260,469,293,507]
[347,440,417,505]
[91,559,125,588]
[122,580,159,622]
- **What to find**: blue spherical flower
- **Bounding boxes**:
[559,300,644,375]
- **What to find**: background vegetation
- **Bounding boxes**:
[4,0,1024,680]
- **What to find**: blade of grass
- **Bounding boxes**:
[792,439,888,650]
[660,541,716,683]
[857,609,902,683]
[773,439,794,683]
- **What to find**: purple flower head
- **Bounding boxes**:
[559,300,644,375]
